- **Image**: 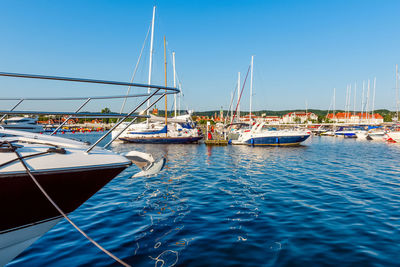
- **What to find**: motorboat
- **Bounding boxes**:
[367,129,386,140]
[312,125,328,136]
[334,126,359,138]
[1,116,43,133]
[232,123,310,146]
[0,129,128,266]
[384,125,400,142]
[0,71,178,266]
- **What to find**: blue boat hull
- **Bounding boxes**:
[244,135,310,146]
[119,136,203,144]
[335,132,356,138]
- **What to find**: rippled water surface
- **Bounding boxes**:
[8,136,400,266]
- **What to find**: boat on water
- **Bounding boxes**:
[355,126,385,141]
[1,116,43,133]
[334,126,360,138]
[384,125,400,142]
[113,114,202,144]
[367,128,386,141]
[232,123,311,146]
[112,7,201,145]
[0,71,178,266]
[0,129,131,266]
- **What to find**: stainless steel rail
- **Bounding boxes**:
[0,72,179,93]
[0,72,180,151]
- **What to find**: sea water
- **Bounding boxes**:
[8,136,400,266]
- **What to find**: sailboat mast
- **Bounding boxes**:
[361,81,365,123]
[348,84,351,121]
[178,82,182,116]
[345,85,349,120]
[396,64,399,121]
[173,51,177,117]
[353,82,357,117]
[372,77,376,122]
[147,6,156,117]
[333,88,336,120]
[164,36,168,136]
[249,56,254,123]
[367,79,370,123]
[237,72,240,123]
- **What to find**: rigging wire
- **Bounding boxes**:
[231,66,251,124]
[120,22,152,115]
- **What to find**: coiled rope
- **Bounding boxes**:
[7,141,130,267]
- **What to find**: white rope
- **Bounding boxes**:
[14,147,130,267]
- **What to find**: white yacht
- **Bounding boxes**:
[0,70,178,266]
[232,123,310,146]
[0,128,167,266]
[1,116,43,133]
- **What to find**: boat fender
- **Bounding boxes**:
[276,137,279,143]
[47,147,67,154]
[228,139,232,144]
[250,138,254,145]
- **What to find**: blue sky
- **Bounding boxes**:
[0,0,399,112]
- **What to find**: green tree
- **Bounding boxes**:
[384,113,393,122]
[101,107,111,123]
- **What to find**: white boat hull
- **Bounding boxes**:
[0,218,61,266]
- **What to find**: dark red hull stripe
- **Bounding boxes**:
[0,165,128,232]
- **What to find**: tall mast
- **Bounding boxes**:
[238,72,241,122]
[230,91,234,123]
[353,82,357,117]
[164,36,168,136]
[345,85,349,121]
[178,82,182,116]
[348,84,352,121]
[396,64,399,121]
[147,6,156,117]
[372,77,376,122]
[333,88,336,120]
[361,81,365,123]
[172,51,177,117]
[367,79,370,123]
[249,56,254,123]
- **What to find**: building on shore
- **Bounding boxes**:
[326,112,384,124]
[282,112,318,124]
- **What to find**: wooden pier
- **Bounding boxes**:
[204,140,228,146]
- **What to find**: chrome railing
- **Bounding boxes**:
[0,72,179,153]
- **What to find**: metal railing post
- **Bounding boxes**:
[86,89,161,153]
[0,99,24,123]
[103,93,166,148]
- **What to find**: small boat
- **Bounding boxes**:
[335,126,364,138]
[312,125,328,136]
[384,125,400,142]
[1,116,43,133]
[233,123,310,146]
[366,127,386,141]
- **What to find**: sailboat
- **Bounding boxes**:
[113,6,202,144]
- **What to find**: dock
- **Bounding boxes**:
[204,139,229,146]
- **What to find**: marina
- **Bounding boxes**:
[2,1,400,266]
[5,136,400,266]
